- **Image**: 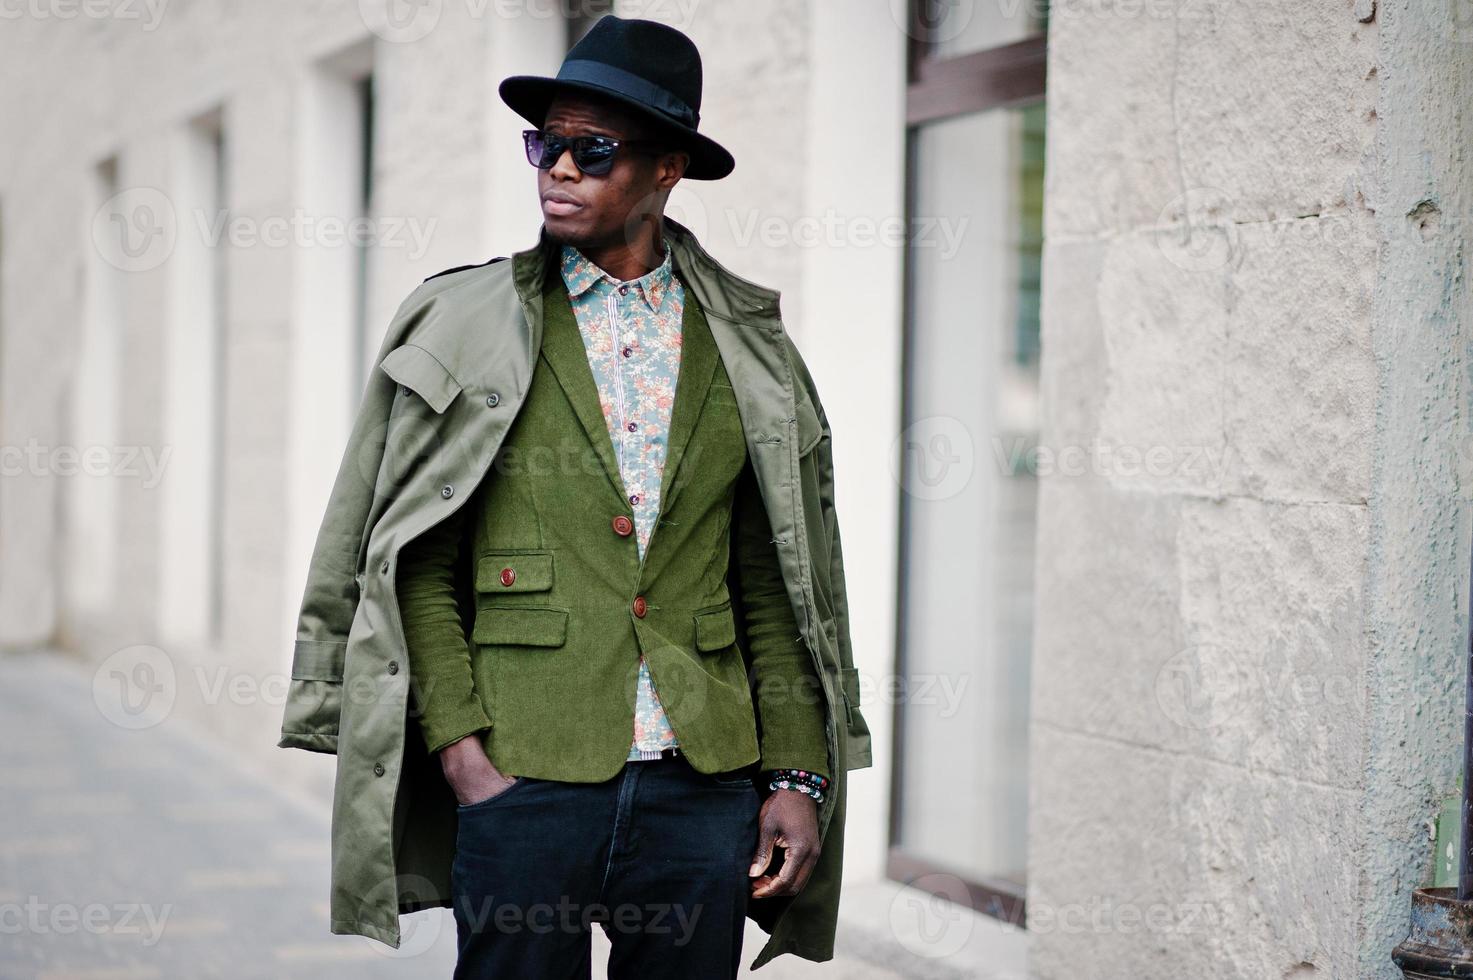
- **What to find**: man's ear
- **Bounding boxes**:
[656,149,690,189]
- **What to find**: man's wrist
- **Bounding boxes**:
[762,767,829,803]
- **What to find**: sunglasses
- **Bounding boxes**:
[522,128,670,176]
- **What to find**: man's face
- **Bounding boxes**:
[536,93,688,249]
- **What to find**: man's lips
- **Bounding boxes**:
[542,192,583,216]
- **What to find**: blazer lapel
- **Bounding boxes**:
[654,281,719,519]
[537,275,631,507]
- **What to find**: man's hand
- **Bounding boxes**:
[748,790,821,899]
[440,734,518,806]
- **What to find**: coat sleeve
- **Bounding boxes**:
[277,288,427,754]
[785,335,874,772]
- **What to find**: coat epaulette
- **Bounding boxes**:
[422,256,510,283]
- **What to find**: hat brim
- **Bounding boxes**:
[499,75,735,181]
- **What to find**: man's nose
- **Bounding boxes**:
[550,147,580,180]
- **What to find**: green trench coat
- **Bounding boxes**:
[277,215,874,970]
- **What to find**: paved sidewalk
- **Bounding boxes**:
[3,650,997,979]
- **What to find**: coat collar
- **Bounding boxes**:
[513,215,784,334]
[396,215,792,460]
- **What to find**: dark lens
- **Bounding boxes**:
[572,136,618,175]
[525,130,571,169]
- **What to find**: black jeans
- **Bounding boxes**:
[450,753,761,979]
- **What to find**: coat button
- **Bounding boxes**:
[612,515,633,537]
[387,660,399,675]
[441,485,454,498]
[632,595,647,618]
[486,393,500,407]
[401,385,412,396]
[500,567,516,587]
[373,762,385,777]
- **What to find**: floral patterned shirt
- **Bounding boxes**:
[559,242,828,795]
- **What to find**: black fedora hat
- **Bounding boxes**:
[498,15,734,181]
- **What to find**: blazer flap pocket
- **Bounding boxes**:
[476,552,555,592]
[379,344,463,414]
[794,392,822,456]
[290,638,347,682]
[472,606,569,647]
[693,602,737,652]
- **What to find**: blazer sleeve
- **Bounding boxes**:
[731,458,830,778]
[397,496,493,753]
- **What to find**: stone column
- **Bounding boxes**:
[1028,1,1472,976]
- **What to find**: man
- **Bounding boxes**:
[277,14,871,978]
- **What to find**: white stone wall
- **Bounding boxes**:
[1030,0,1472,976]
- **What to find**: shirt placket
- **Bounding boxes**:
[610,285,658,558]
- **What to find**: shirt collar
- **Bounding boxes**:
[559,240,675,314]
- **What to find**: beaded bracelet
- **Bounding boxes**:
[765,768,829,803]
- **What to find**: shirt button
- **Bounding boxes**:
[632,595,647,618]
[619,284,629,295]
[612,515,634,537]
[629,493,641,505]
[622,347,633,358]
[500,567,516,587]
[441,485,454,498]
[626,421,637,432]
[387,660,399,675]
[373,762,385,777]
[486,393,500,407]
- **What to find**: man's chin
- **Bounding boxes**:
[542,213,592,245]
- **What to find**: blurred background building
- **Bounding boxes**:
[0,0,1470,977]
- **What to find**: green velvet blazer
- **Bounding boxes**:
[394,265,829,782]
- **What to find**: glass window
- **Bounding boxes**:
[896,100,1045,887]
